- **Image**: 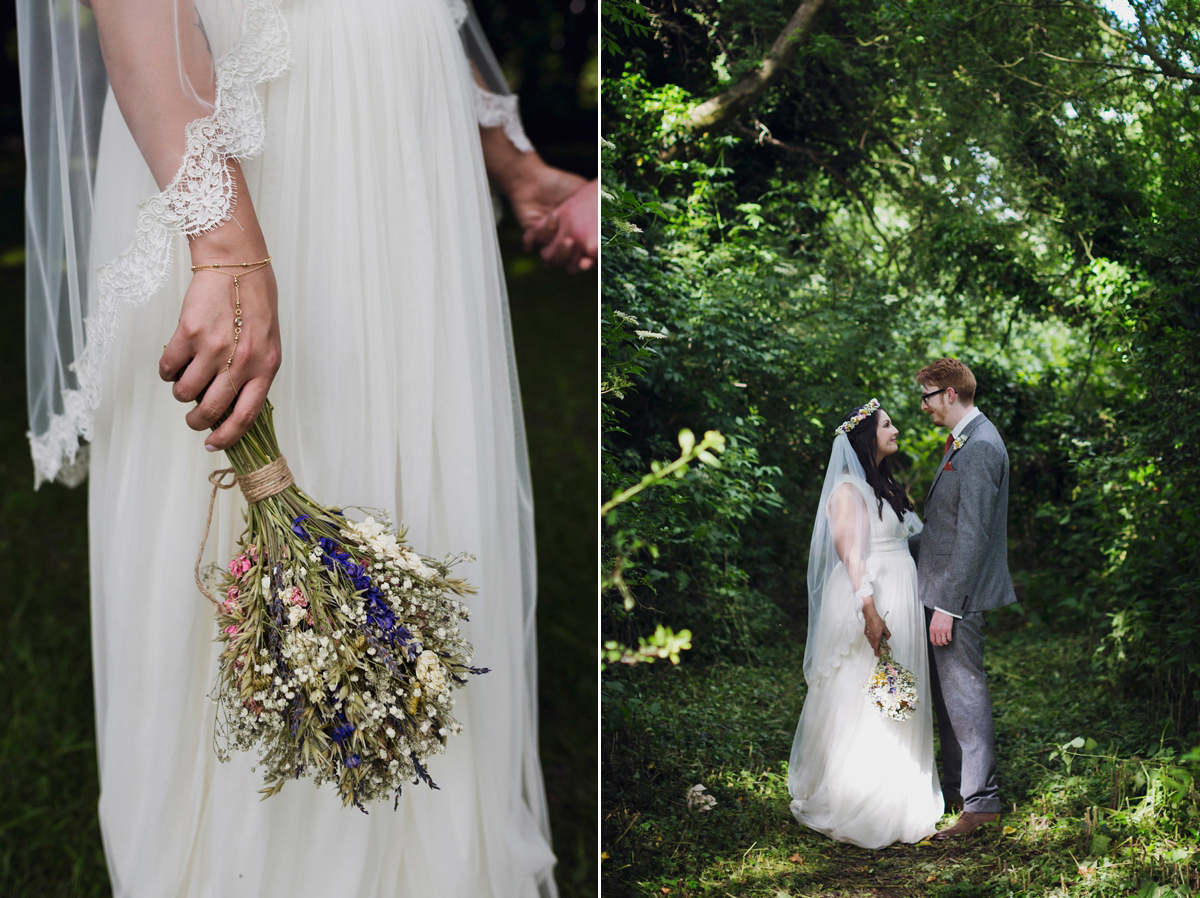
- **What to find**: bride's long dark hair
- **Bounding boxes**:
[841,406,914,521]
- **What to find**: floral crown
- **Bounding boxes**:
[835,398,880,436]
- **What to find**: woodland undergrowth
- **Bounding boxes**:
[602,622,1200,898]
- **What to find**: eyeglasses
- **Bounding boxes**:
[920,387,949,403]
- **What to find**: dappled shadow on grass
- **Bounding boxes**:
[603,625,1200,897]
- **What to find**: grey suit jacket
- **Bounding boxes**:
[913,413,1017,615]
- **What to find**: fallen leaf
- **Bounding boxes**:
[660,888,670,895]
[788,853,804,864]
[927,875,938,882]
[1002,825,1017,835]
[1078,866,1096,877]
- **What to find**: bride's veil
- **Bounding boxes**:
[803,431,874,682]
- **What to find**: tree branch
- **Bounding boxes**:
[681,0,829,133]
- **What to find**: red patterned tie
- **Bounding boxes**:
[944,434,955,455]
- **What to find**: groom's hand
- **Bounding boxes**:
[929,610,954,647]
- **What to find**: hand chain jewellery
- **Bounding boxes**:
[189,257,272,393]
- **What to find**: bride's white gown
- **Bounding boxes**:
[85,1,556,895]
[788,480,942,850]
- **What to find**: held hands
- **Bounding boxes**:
[929,610,954,647]
[477,121,596,272]
[519,178,598,273]
[863,604,891,657]
[159,178,281,452]
[487,144,596,273]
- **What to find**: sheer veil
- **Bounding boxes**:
[17,0,532,488]
[804,432,875,682]
[17,0,106,487]
[804,431,924,682]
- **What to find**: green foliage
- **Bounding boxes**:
[602,426,724,668]
[600,0,651,57]
[604,0,1200,738]
[601,132,790,666]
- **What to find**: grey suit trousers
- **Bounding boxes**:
[925,606,1001,813]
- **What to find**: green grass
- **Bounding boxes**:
[602,620,1200,897]
[0,174,596,895]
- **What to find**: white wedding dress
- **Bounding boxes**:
[788,476,942,850]
[79,1,556,895]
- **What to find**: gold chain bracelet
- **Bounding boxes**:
[189,257,272,392]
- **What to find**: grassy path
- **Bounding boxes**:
[602,623,1199,897]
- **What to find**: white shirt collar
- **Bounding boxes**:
[951,406,982,439]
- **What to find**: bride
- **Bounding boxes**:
[787,399,943,849]
[19,0,590,894]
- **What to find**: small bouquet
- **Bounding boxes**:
[863,637,918,721]
[198,401,485,810]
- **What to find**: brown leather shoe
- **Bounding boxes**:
[931,811,1001,840]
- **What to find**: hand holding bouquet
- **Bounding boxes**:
[199,401,485,810]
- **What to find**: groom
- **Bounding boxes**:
[913,358,1016,840]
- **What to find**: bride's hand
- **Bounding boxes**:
[864,606,891,657]
[159,193,280,452]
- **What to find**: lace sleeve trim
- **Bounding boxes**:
[473,84,533,154]
[852,554,879,601]
[29,0,292,487]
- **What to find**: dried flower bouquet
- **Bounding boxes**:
[863,637,919,721]
[202,401,484,809]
